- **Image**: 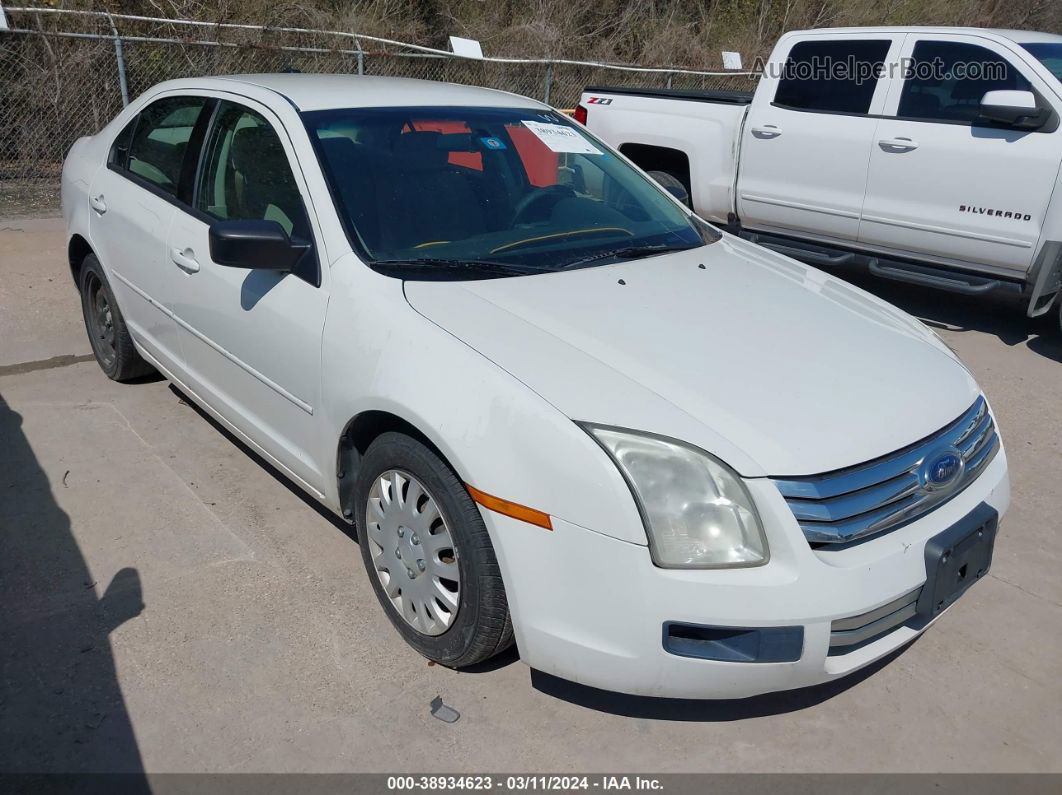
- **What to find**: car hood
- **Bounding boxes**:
[403,235,980,477]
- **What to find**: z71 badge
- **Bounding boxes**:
[586,97,613,105]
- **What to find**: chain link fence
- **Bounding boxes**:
[0,5,760,217]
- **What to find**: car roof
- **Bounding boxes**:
[988,29,1062,45]
[199,73,548,112]
[792,26,1062,45]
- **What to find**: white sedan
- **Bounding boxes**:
[62,74,1009,698]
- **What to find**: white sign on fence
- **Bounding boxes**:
[722,51,743,70]
[449,36,483,59]
[0,4,10,32]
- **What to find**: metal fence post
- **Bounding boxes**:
[106,13,129,106]
[354,36,364,75]
[543,61,553,105]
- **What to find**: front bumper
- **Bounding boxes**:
[485,448,1009,699]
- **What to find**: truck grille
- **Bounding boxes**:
[771,396,999,546]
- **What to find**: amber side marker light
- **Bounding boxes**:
[465,484,553,531]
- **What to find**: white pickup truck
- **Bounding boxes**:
[578,26,1062,330]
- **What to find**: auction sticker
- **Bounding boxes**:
[521,121,602,155]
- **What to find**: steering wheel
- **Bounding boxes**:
[510,185,576,227]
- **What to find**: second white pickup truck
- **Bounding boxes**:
[578,26,1062,330]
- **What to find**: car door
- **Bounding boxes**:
[165,99,329,493]
[860,34,1061,275]
[88,96,211,369]
[737,34,900,242]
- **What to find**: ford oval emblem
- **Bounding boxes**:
[921,448,965,491]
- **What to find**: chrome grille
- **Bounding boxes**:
[828,588,921,656]
[772,396,999,545]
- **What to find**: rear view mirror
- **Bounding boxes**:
[979,90,1050,131]
[646,170,691,208]
[558,163,586,194]
[209,220,311,271]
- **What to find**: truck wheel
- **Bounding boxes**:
[646,170,691,208]
[79,254,154,382]
[355,432,514,667]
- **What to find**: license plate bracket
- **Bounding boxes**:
[914,502,998,626]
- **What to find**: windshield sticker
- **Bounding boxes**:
[521,121,603,155]
[480,136,507,150]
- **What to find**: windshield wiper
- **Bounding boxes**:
[371,257,546,277]
[559,243,699,270]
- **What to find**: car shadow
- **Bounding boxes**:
[459,643,522,673]
[835,270,1062,364]
[0,396,150,783]
[240,269,287,311]
[529,641,917,721]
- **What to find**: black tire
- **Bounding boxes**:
[354,432,514,668]
[79,254,154,382]
[646,169,691,208]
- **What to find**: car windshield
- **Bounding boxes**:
[1022,43,1062,83]
[302,106,715,278]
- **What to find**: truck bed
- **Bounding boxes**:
[583,86,754,105]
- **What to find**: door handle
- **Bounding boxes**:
[89,194,107,214]
[751,124,782,139]
[170,247,200,273]
[878,137,919,152]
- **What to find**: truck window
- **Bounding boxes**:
[774,39,891,114]
[1021,43,1062,84]
[898,41,1031,124]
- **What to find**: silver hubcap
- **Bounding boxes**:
[366,470,460,636]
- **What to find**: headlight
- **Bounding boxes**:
[585,426,768,568]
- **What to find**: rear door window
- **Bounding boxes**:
[124,97,209,196]
[774,39,891,114]
[108,118,136,168]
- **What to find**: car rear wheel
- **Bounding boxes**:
[79,254,154,382]
[355,432,513,667]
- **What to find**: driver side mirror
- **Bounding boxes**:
[978,90,1050,131]
[209,220,311,271]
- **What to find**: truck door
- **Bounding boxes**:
[737,34,900,243]
[859,33,1061,276]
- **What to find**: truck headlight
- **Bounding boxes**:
[585,425,768,568]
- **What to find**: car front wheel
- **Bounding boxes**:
[354,432,514,667]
